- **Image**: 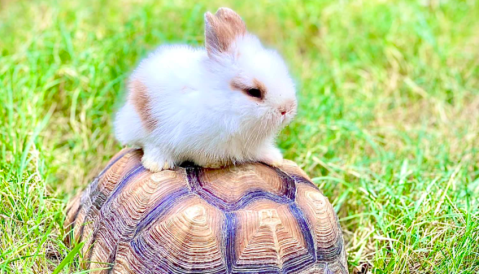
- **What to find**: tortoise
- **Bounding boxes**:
[64,148,348,273]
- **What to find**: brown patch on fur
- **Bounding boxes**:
[129,80,157,132]
[205,8,246,56]
[230,77,249,91]
[253,78,267,96]
[230,77,267,101]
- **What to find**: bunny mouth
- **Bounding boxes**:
[280,111,295,125]
[258,110,292,131]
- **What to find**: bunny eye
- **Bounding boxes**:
[245,88,263,99]
[231,78,266,100]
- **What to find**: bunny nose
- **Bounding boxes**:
[278,104,291,116]
[278,100,297,117]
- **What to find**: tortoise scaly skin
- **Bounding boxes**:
[65,148,348,273]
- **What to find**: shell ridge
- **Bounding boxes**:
[324,263,334,274]
[65,193,80,218]
[337,242,349,274]
[197,188,293,212]
[187,167,294,212]
[102,164,144,207]
[230,191,291,212]
[271,166,297,201]
[287,204,317,266]
[224,212,235,274]
[98,148,138,178]
[127,234,163,273]
[289,175,316,188]
[82,155,140,228]
[65,195,83,234]
[130,191,191,240]
[75,177,99,242]
[312,193,343,262]
[66,206,82,245]
[316,232,344,262]
[81,164,143,268]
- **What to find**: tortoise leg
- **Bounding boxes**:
[141,146,175,172]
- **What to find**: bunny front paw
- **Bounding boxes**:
[257,147,283,167]
[141,154,175,172]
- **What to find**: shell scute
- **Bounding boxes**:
[113,195,227,273]
[231,199,315,273]
[295,183,345,264]
[201,164,288,202]
[188,165,296,212]
[73,150,142,258]
[87,168,189,271]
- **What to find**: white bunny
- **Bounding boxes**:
[114,7,297,172]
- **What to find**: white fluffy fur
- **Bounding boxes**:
[114,8,297,171]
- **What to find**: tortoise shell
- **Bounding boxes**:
[64,148,348,273]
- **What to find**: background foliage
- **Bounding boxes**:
[0,0,478,273]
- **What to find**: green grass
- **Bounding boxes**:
[1,0,478,273]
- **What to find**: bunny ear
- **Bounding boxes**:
[204,7,246,58]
